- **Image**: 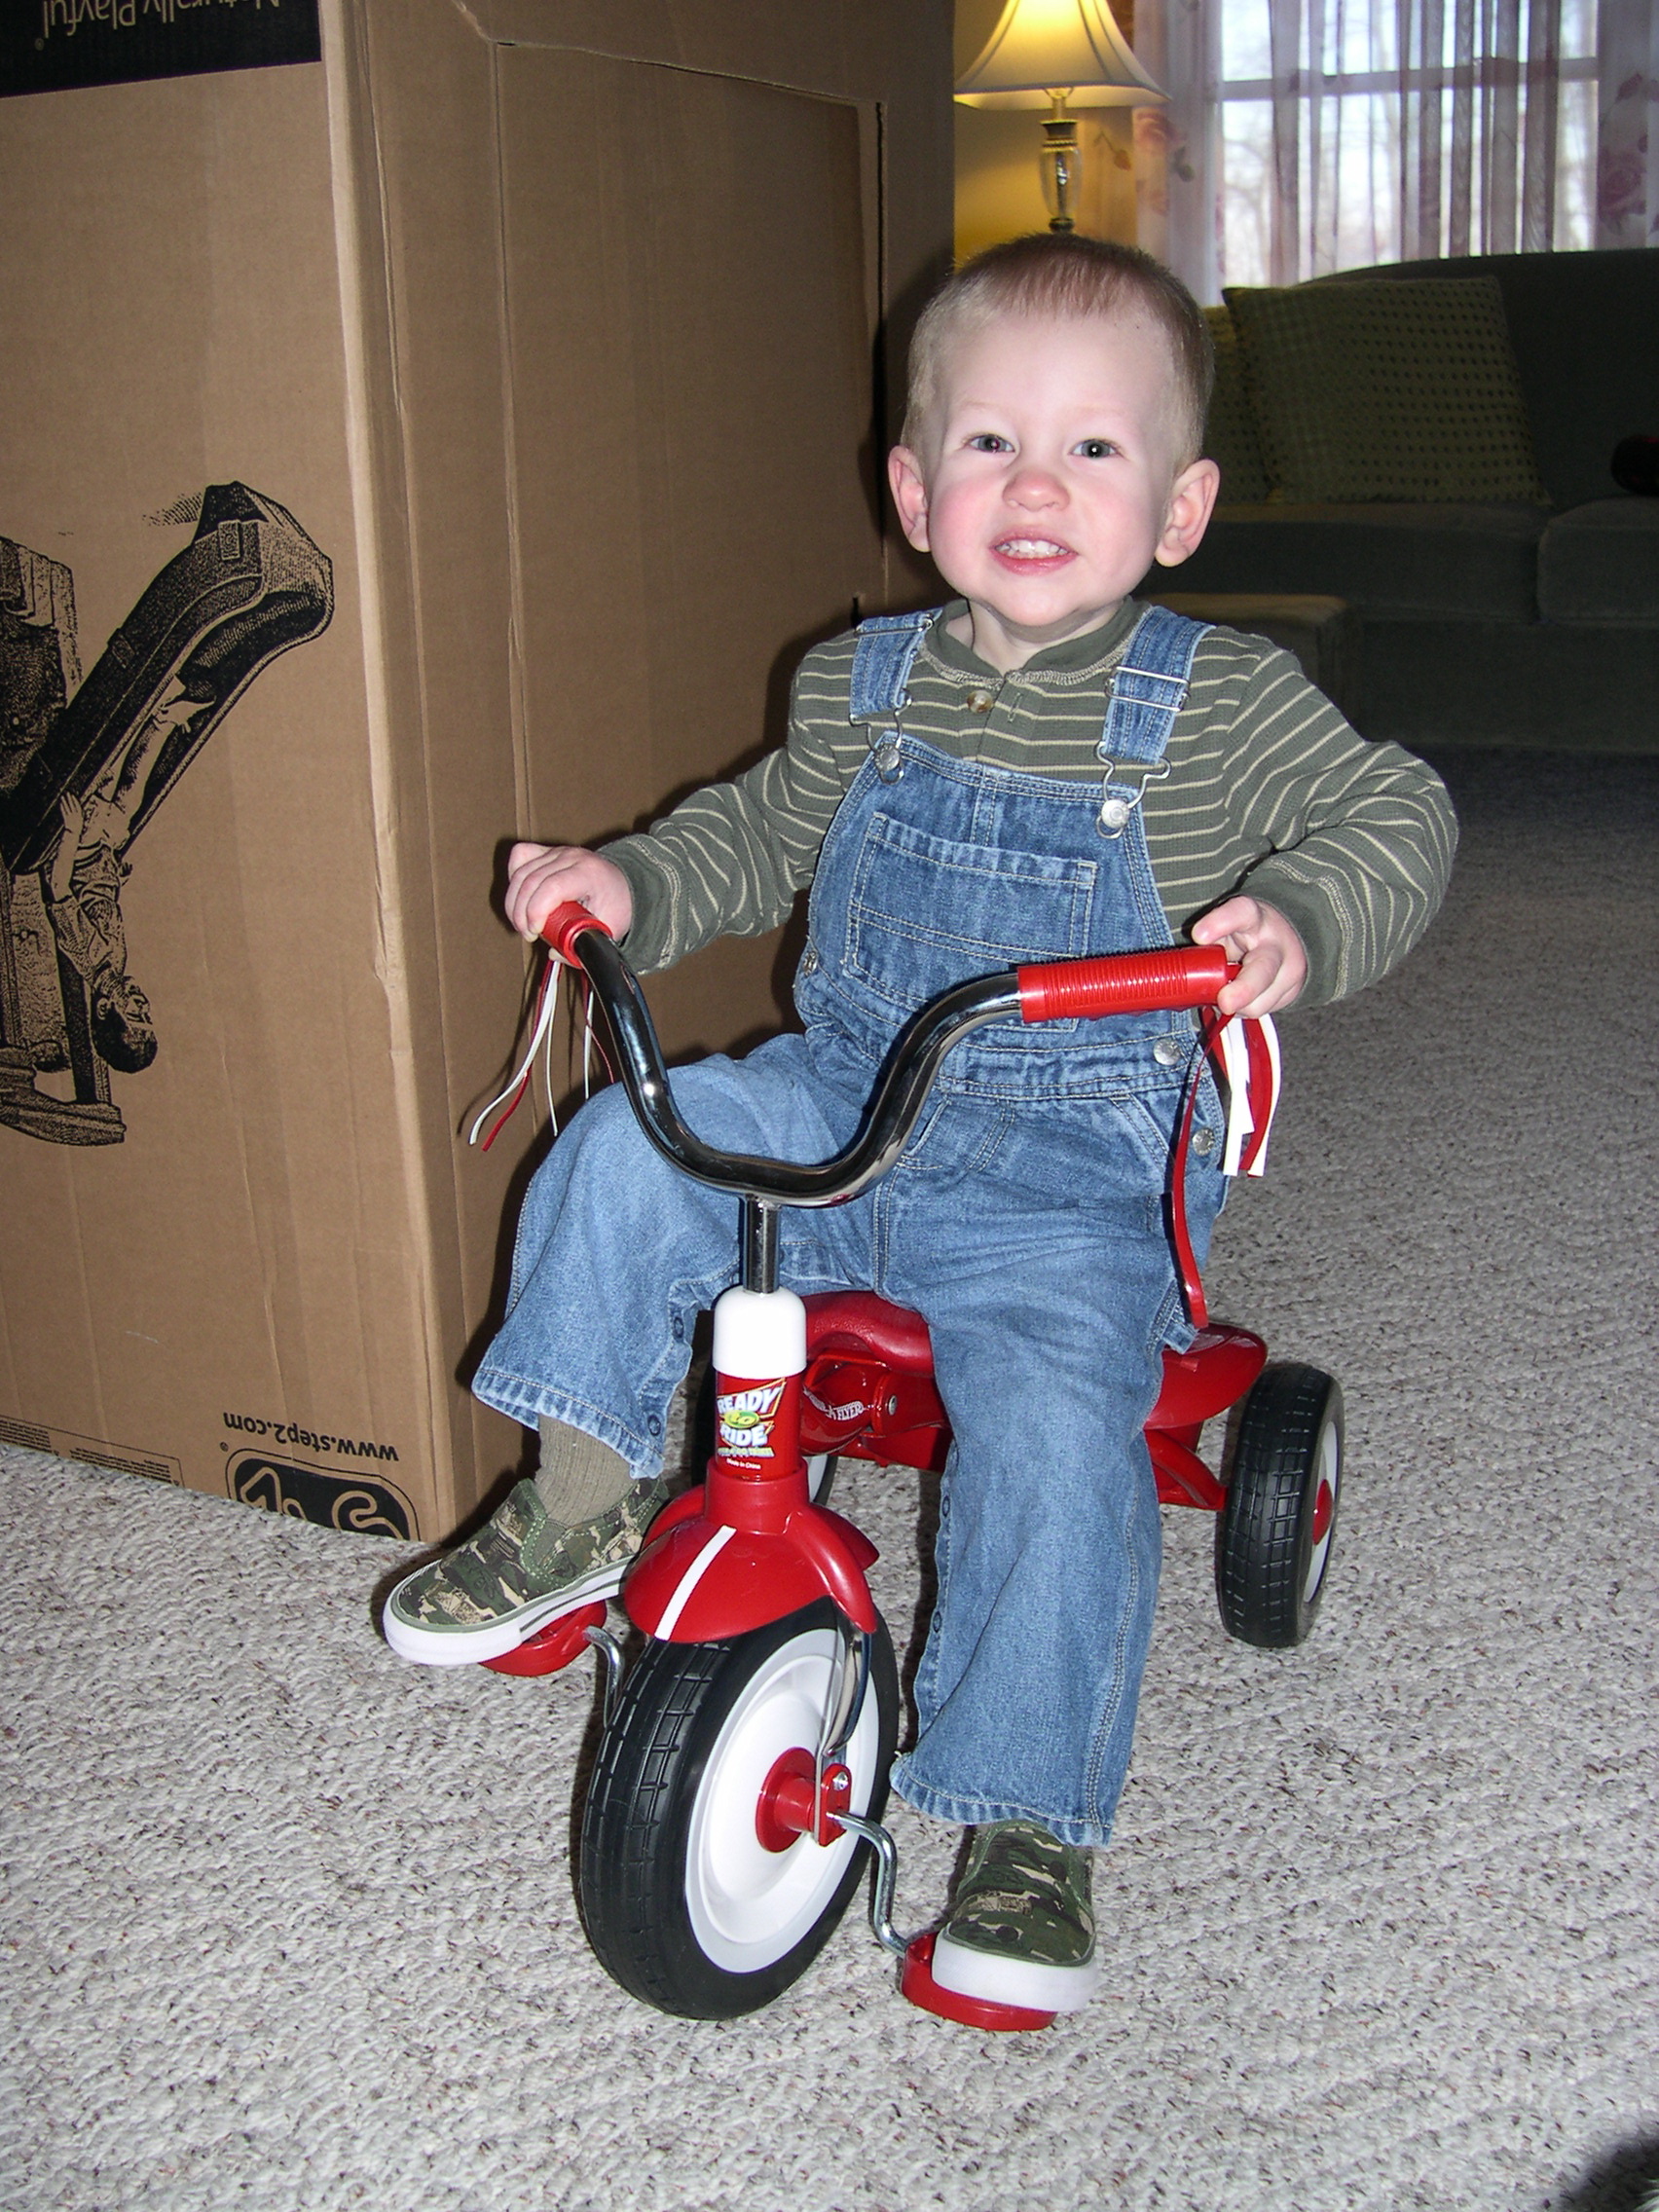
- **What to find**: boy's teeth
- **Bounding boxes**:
[1000,538,1065,556]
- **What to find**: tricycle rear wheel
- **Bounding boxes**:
[1215,1364,1344,1648]
[579,1599,898,2018]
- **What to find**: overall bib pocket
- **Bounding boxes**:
[846,813,1097,1035]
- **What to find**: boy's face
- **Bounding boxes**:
[888,312,1219,672]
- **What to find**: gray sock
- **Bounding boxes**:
[534,1419,634,1528]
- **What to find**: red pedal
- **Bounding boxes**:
[482,1601,608,1676]
[900,1933,1055,2032]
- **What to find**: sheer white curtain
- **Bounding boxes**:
[1597,0,1659,244]
[1133,0,1225,303]
[1135,0,1608,296]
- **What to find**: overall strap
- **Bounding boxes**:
[1094,605,1210,837]
[848,608,940,723]
[1101,605,1209,764]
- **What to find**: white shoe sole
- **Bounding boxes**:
[382,1558,628,1667]
[930,1928,1103,2014]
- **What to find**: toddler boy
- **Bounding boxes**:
[387,235,1455,2012]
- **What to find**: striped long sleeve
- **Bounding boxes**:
[602,602,1456,1009]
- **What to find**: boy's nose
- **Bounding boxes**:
[1006,463,1065,509]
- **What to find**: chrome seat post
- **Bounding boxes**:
[741,1197,780,1293]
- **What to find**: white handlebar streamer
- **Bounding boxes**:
[1217,1014,1281,1178]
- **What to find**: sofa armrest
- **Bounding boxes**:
[1170,502,1548,622]
[1536,498,1659,625]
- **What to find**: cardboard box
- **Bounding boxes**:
[0,0,951,1539]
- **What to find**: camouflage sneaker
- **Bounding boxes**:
[383,1476,667,1668]
[930,1819,1103,2013]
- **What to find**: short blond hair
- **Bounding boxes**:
[902,234,1214,466]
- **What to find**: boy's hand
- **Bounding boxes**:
[1191,896,1308,1017]
[504,844,634,943]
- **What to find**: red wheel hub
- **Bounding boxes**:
[755,1750,853,1851]
[1311,1478,1335,1546]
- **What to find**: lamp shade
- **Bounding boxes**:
[955,0,1165,107]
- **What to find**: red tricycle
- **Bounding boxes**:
[480,902,1344,2032]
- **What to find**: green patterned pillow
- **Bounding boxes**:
[1224,277,1549,504]
[1201,305,1271,503]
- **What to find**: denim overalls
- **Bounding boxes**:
[474,607,1227,1848]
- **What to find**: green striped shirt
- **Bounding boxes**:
[604,600,1456,1009]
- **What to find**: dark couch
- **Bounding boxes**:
[1172,249,1659,749]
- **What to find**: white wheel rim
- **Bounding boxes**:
[1303,1417,1341,1604]
[805,1455,830,1500]
[684,1627,880,1974]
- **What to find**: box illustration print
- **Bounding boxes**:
[0,486,334,1145]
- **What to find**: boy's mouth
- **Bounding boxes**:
[992,536,1073,569]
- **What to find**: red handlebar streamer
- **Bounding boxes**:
[1015,946,1232,1025]
[1168,1014,1217,1330]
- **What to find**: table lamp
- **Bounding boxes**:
[955,0,1166,234]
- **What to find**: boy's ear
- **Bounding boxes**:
[887,446,932,553]
[1153,456,1222,569]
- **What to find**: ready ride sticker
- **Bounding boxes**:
[715,1376,799,1476]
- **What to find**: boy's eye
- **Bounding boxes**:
[966,433,1012,453]
[1075,438,1117,460]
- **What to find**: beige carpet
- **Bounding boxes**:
[5,748,1656,2211]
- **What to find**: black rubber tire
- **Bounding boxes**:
[1215,1364,1344,1649]
[578,1599,899,2018]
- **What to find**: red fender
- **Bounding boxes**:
[1150,1324,1267,1430]
[625,1497,879,1641]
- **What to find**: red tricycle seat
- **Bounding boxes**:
[804,1290,938,1376]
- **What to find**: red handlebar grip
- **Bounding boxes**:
[540,901,614,965]
[1017,946,1232,1023]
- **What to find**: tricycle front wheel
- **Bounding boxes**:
[579,1599,898,2018]
[1215,1364,1344,1648]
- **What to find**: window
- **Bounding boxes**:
[1216,0,1601,286]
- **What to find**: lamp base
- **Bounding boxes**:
[1041,105,1081,233]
